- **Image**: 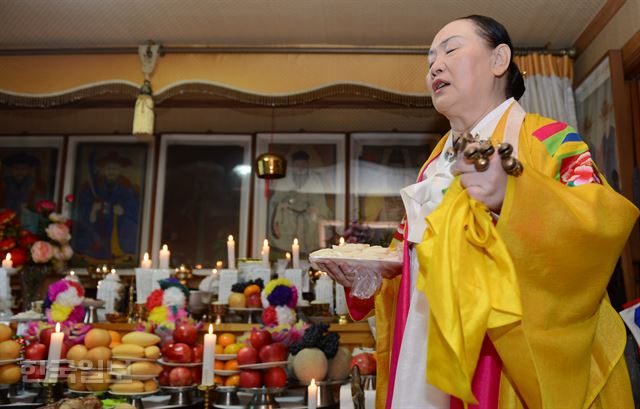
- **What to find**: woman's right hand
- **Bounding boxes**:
[315,260,356,287]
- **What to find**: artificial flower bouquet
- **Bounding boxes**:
[145,278,190,329]
[261,278,299,327]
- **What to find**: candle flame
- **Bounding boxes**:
[111,269,116,274]
[286,252,291,260]
[5,253,10,261]
[212,269,218,275]
[55,322,61,333]
[228,235,234,241]
[293,238,299,246]
[70,270,75,276]
[339,237,345,245]
[263,239,269,247]
[208,324,213,334]
[162,244,168,251]
[143,252,150,261]
[310,378,316,386]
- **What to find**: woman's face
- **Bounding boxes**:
[426,19,499,118]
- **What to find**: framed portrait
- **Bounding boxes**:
[350,133,439,243]
[253,133,345,259]
[153,134,252,268]
[0,137,64,229]
[63,136,154,268]
[575,57,620,190]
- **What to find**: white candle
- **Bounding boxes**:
[45,323,64,381]
[141,252,152,269]
[202,324,217,386]
[308,378,318,409]
[339,237,345,246]
[292,238,300,269]
[159,245,170,269]
[227,235,236,270]
[2,253,12,270]
[262,239,270,267]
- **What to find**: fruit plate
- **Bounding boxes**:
[112,356,159,362]
[157,358,202,367]
[228,307,263,312]
[236,361,288,370]
[109,373,157,380]
[308,254,402,273]
[216,354,238,361]
[214,369,240,376]
[68,364,109,371]
[68,389,107,395]
[0,358,23,365]
[161,385,197,392]
[108,389,159,397]
[238,386,287,394]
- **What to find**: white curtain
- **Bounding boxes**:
[515,54,578,129]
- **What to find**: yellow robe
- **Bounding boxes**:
[374,111,639,408]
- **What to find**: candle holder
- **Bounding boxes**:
[0,385,10,405]
[197,384,215,408]
[174,264,192,286]
[126,281,136,323]
[338,314,349,325]
[41,380,57,404]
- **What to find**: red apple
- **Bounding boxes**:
[190,366,202,385]
[26,364,45,381]
[169,367,193,386]
[173,322,198,346]
[246,293,262,308]
[264,367,287,388]
[350,353,376,375]
[258,342,288,363]
[191,344,203,363]
[239,370,262,388]
[39,328,54,348]
[25,343,47,361]
[236,346,259,365]
[249,329,272,351]
[159,367,172,386]
[162,343,174,356]
[164,343,192,363]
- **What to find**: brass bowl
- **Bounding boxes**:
[255,153,287,179]
[106,312,128,323]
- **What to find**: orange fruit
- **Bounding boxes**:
[225,374,240,387]
[243,284,261,297]
[215,361,225,370]
[218,333,236,347]
[214,375,223,385]
[223,360,238,370]
[215,344,224,354]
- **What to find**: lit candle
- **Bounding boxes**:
[308,378,318,409]
[262,239,270,267]
[212,269,218,279]
[227,235,236,270]
[2,253,12,270]
[216,260,223,269]
[339,237,345,246]
[141,252,152,269]
[45,323,64,381]
[292,238,300,269]
[159,245,170,269]
[202,324,217,386]
[285,252,291,267]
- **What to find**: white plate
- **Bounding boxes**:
[157,358,202,367]
[109,373,157,380]
[0,358,22,365]
[68,389,106,395]
[161,385,196,391]
[112,356,158,362]
[236,361,288,370]
[109,389,159,396]
[216,354,238,361]
[309,255,401,273]
[214,369,240,376]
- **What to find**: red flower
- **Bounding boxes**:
[9,248,27,267]
[145,289,164,311]
[0,237,16,251]
[0,210,16,225]
[65,194,74,203]
[35,200,56,213]
[19,233,38,248]
[67,280,85,298]
[261,306,278,327]
[65,220,73,229]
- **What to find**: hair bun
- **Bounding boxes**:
[509,62,526,100]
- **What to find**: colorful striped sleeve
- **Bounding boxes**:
[532,121,601,187]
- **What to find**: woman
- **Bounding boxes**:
[318,15,638,409]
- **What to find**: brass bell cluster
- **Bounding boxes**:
[447,133,523,177]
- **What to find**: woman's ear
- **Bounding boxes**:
[492,44,511,77]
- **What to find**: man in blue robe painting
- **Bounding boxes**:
[74,151,140,263]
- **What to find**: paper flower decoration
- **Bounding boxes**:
[145,278,189,328]
[42,278,85,324]
[261,278,298,327]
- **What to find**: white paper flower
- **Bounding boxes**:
[56,286,83,307]
[275,305,297,326]
[163,287,186,308]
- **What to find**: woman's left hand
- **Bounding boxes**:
[451,143,507,212]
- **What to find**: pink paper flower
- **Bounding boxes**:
[46,223,71,244]
[61,245,73,260]
[31,241,54,263]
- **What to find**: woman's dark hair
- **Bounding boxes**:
[458,15,526,101]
